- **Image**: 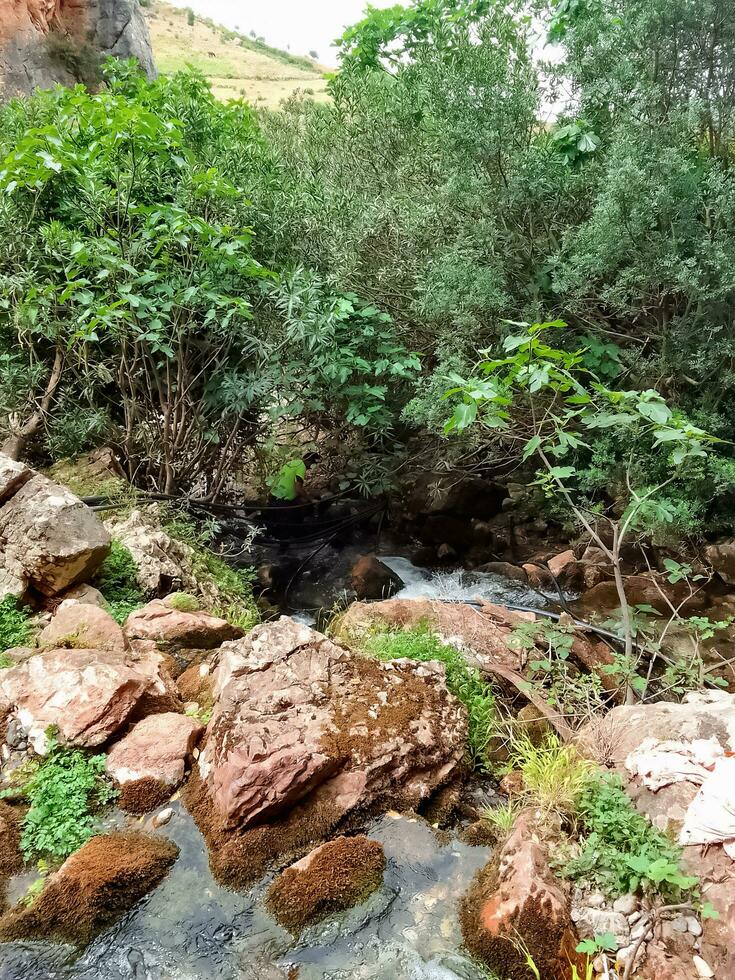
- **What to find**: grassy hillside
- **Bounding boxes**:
[144,1,330,107]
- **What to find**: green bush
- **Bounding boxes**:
[0,596,32,654]
[93,540,145,624]
[363,623,496,771]
[6,737,117,861]
[562,772,698,902]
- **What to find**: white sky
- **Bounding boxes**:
[167,0,396,64]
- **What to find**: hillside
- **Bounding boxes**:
[144,1,329,107]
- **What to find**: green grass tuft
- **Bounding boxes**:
[93,540,145,624]
[0,595,32,654]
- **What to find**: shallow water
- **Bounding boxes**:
[0,807,491,980]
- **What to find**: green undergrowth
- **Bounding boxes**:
[363,623,496,771]
[93,540,145,624]
[0,595,33,655]
[506,734,594,821]
[164,513,260,631]
[1,735,117,862]
[561,771,699,902]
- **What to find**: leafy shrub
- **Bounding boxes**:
[562,772,698,901]
[93,540,145,624]
[363,623,496,771]
[0,596,32,654]
[6,737,117,861]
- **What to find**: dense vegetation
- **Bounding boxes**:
[1,0,735,543]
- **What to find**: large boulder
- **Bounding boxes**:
[348,555,403,601]
[187,617,467,885]
[0,645,180,754]
[0,833,178,946]
[106,711,203,813]
[0,458,110,599]
[266,835,385,933]
[125,598,241,649]
[38,602,127,652]
[460,812,585,980]
[104,509,199,598]
[0,0,156,99]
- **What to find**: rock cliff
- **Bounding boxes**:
[0,0,155,98]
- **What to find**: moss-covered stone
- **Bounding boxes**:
[266,835,385,933]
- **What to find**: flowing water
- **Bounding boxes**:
[379,556,543,608]
[0,807,491,980]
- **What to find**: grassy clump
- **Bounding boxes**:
[562,771,698,902]
[507,734,594,821]
[165,592,200,613]
[93,540,145,624]
[0,596,32,655]
[3,737,117,862]
[363,623,496,771]
[164,514,259,631]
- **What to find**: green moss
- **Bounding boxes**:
[363,623,497,772]
[166,592,200,613]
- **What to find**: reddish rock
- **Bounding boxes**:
[476,561,529,583]
[339,598,525,671]
[188,617,466,885]
[461,812,584,980]
[266,835,385,932]
[125,600,242,649]
[0,466,110,599]
[176,660,214,707]
[571,573,705,619]
[639,944,700,980]
[38,602,127,652]
[0,646,180,753]
[348,555,403,601]
[106,712,203,812]
[0,833,178,946]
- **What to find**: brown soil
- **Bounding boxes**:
[266,835,385,933]
[0,832,178,946]
[119,777,172,815]
[176,660,214,708]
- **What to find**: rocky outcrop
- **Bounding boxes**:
[187,617,467,885]
[0,644,180,753]
[125,598,242,649]
[38,601,127,652]
[104,508,199,598]
[266,835,385,933]
[0,832,178,946]
[461,812,584,980]
[0,455,110,600]
[106,712,203,812]
[0,0,156,99]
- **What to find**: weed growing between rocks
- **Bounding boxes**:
[2,736,118,862]
[0,597,32,655]
[93,540,145,624]
[561,771,699,903]
[363,623,497,771]
[506,734,594,822]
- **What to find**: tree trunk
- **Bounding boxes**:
[1,347,64,461]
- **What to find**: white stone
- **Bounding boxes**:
[693,955,715,978]
[687,916,703,937]
[153,807,173,828]
[613,894,639,915]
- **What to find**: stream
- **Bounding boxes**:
[0,552,539,980]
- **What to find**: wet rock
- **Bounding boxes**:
[404,471,505,521]
[125,599,242,649]
[0,646,180,753]
[571,573,705,619]
[266,835,385,933]
[38,602,127,653]
[705,541,735,586]
[460,812,584,980]
[0,460,110,599]
[152,807,173,829]
[106,712,203,813]
[475,561,529,583]
[348,555,403,601]
[0,833,178,946]
[188,617,467,885]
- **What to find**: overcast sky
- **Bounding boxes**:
[167,0,395,64]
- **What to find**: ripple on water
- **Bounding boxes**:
[0,808,490,980]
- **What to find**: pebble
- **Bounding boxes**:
[671,915,689,933]
[693,955,715,978]
[613,894,638,916]
[586,892,606,909]
[630,922,652,941]
[687,916,703,937]
[615,943,643,970]
[152,807,173,828]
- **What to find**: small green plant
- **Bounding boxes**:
[363,623,497,771]
[0,595,32,653]
[5,735,118,861]
[562,771,698,901]
[508,733,594,820]
[186,7,195,27]
[482,800,521,837]
[165,592,200,613]
[93,540,145,624]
